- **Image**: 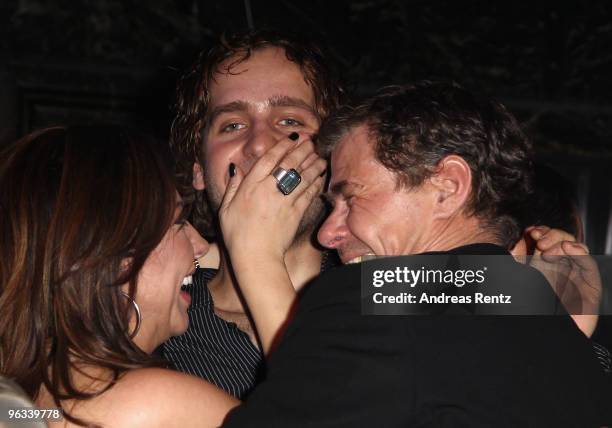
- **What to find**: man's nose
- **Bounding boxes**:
[184,222,210,260]
[243,122,283,160]
[317,208,349,249]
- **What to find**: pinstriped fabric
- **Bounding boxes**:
[592,341,611,374]
[161,251,341,398]
[162,268,263,398]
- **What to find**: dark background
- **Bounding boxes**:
[1,0,611,343]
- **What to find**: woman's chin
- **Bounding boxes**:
[170,316,190,338]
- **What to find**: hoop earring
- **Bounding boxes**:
[121,292,141,339]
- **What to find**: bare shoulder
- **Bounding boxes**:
[103,368,239,428]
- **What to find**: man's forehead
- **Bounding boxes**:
[206,95,317,127]
[329,125,375,189]
[206,60,316,123]
[210,48,314,98]
[215,46,287,75]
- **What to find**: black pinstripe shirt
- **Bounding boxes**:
[593,341,611,374]
[162,251,340,399]
[163,268,263,398]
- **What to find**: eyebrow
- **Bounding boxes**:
[207,95,317,126]
[268,95,317,116]
[322,180,360,202]
[330,180,349,195]
[207,100,249,126]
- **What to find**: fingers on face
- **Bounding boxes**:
[266,138,325,198]
[275,139,316,173]
[241,134,325,200]
[251,135,304,179]
[297,151,322,173]
[287,155,326,198]
[298,156,327,183]
[250,135,319,180]
[294,175,325,212]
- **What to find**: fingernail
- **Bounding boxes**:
[288,132,299,141]
[531,230,542,239]
[229,163,236,177]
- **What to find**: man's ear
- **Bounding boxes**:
[428,155,471,219]
[193,162,205,190]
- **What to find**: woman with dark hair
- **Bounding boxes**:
[0,126,240,426]
[0,124,326,426]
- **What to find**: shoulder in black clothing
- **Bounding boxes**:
[224,244,612,427]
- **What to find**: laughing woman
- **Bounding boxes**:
[0,127,238,427]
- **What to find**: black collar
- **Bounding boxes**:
[423,243,510,256]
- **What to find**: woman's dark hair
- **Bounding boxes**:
[0,126,177,425]
[519,163,582,240]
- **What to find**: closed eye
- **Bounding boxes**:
[321,192,353,209]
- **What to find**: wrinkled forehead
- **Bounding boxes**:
[329,125,378,186]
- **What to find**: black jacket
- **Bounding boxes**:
[224,244,611,427]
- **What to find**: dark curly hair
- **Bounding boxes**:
[317,81,534,249]
[170,29,345,238]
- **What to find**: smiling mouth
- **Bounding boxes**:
[181,275,193,289]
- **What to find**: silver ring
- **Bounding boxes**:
[271,166,301,195]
